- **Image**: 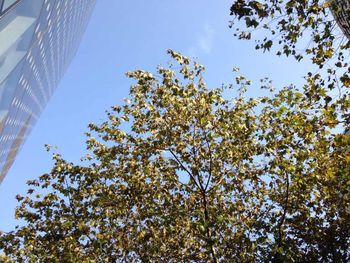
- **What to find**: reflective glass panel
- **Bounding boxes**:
[2,0,17,11]
[0,0,43,110]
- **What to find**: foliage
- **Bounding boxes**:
[0,51,349,262]
[229,0,350,88]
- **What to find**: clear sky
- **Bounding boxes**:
[0,0,314,231]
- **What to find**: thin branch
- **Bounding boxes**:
[167,148,201,190]
[275,172,290,259]
[204,131,213,192]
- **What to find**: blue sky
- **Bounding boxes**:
[0,0,314,231]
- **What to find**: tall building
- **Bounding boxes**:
[0,0,96,182]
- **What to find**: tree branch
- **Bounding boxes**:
[167,148,201,190]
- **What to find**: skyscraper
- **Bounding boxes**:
[0,0,96,182]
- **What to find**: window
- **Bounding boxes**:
[2,0,18,11]
[0,0,19,15]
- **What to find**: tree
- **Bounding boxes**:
[0,50,349,262]
[229,0,350,88]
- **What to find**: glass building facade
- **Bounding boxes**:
[0,0,96,182]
